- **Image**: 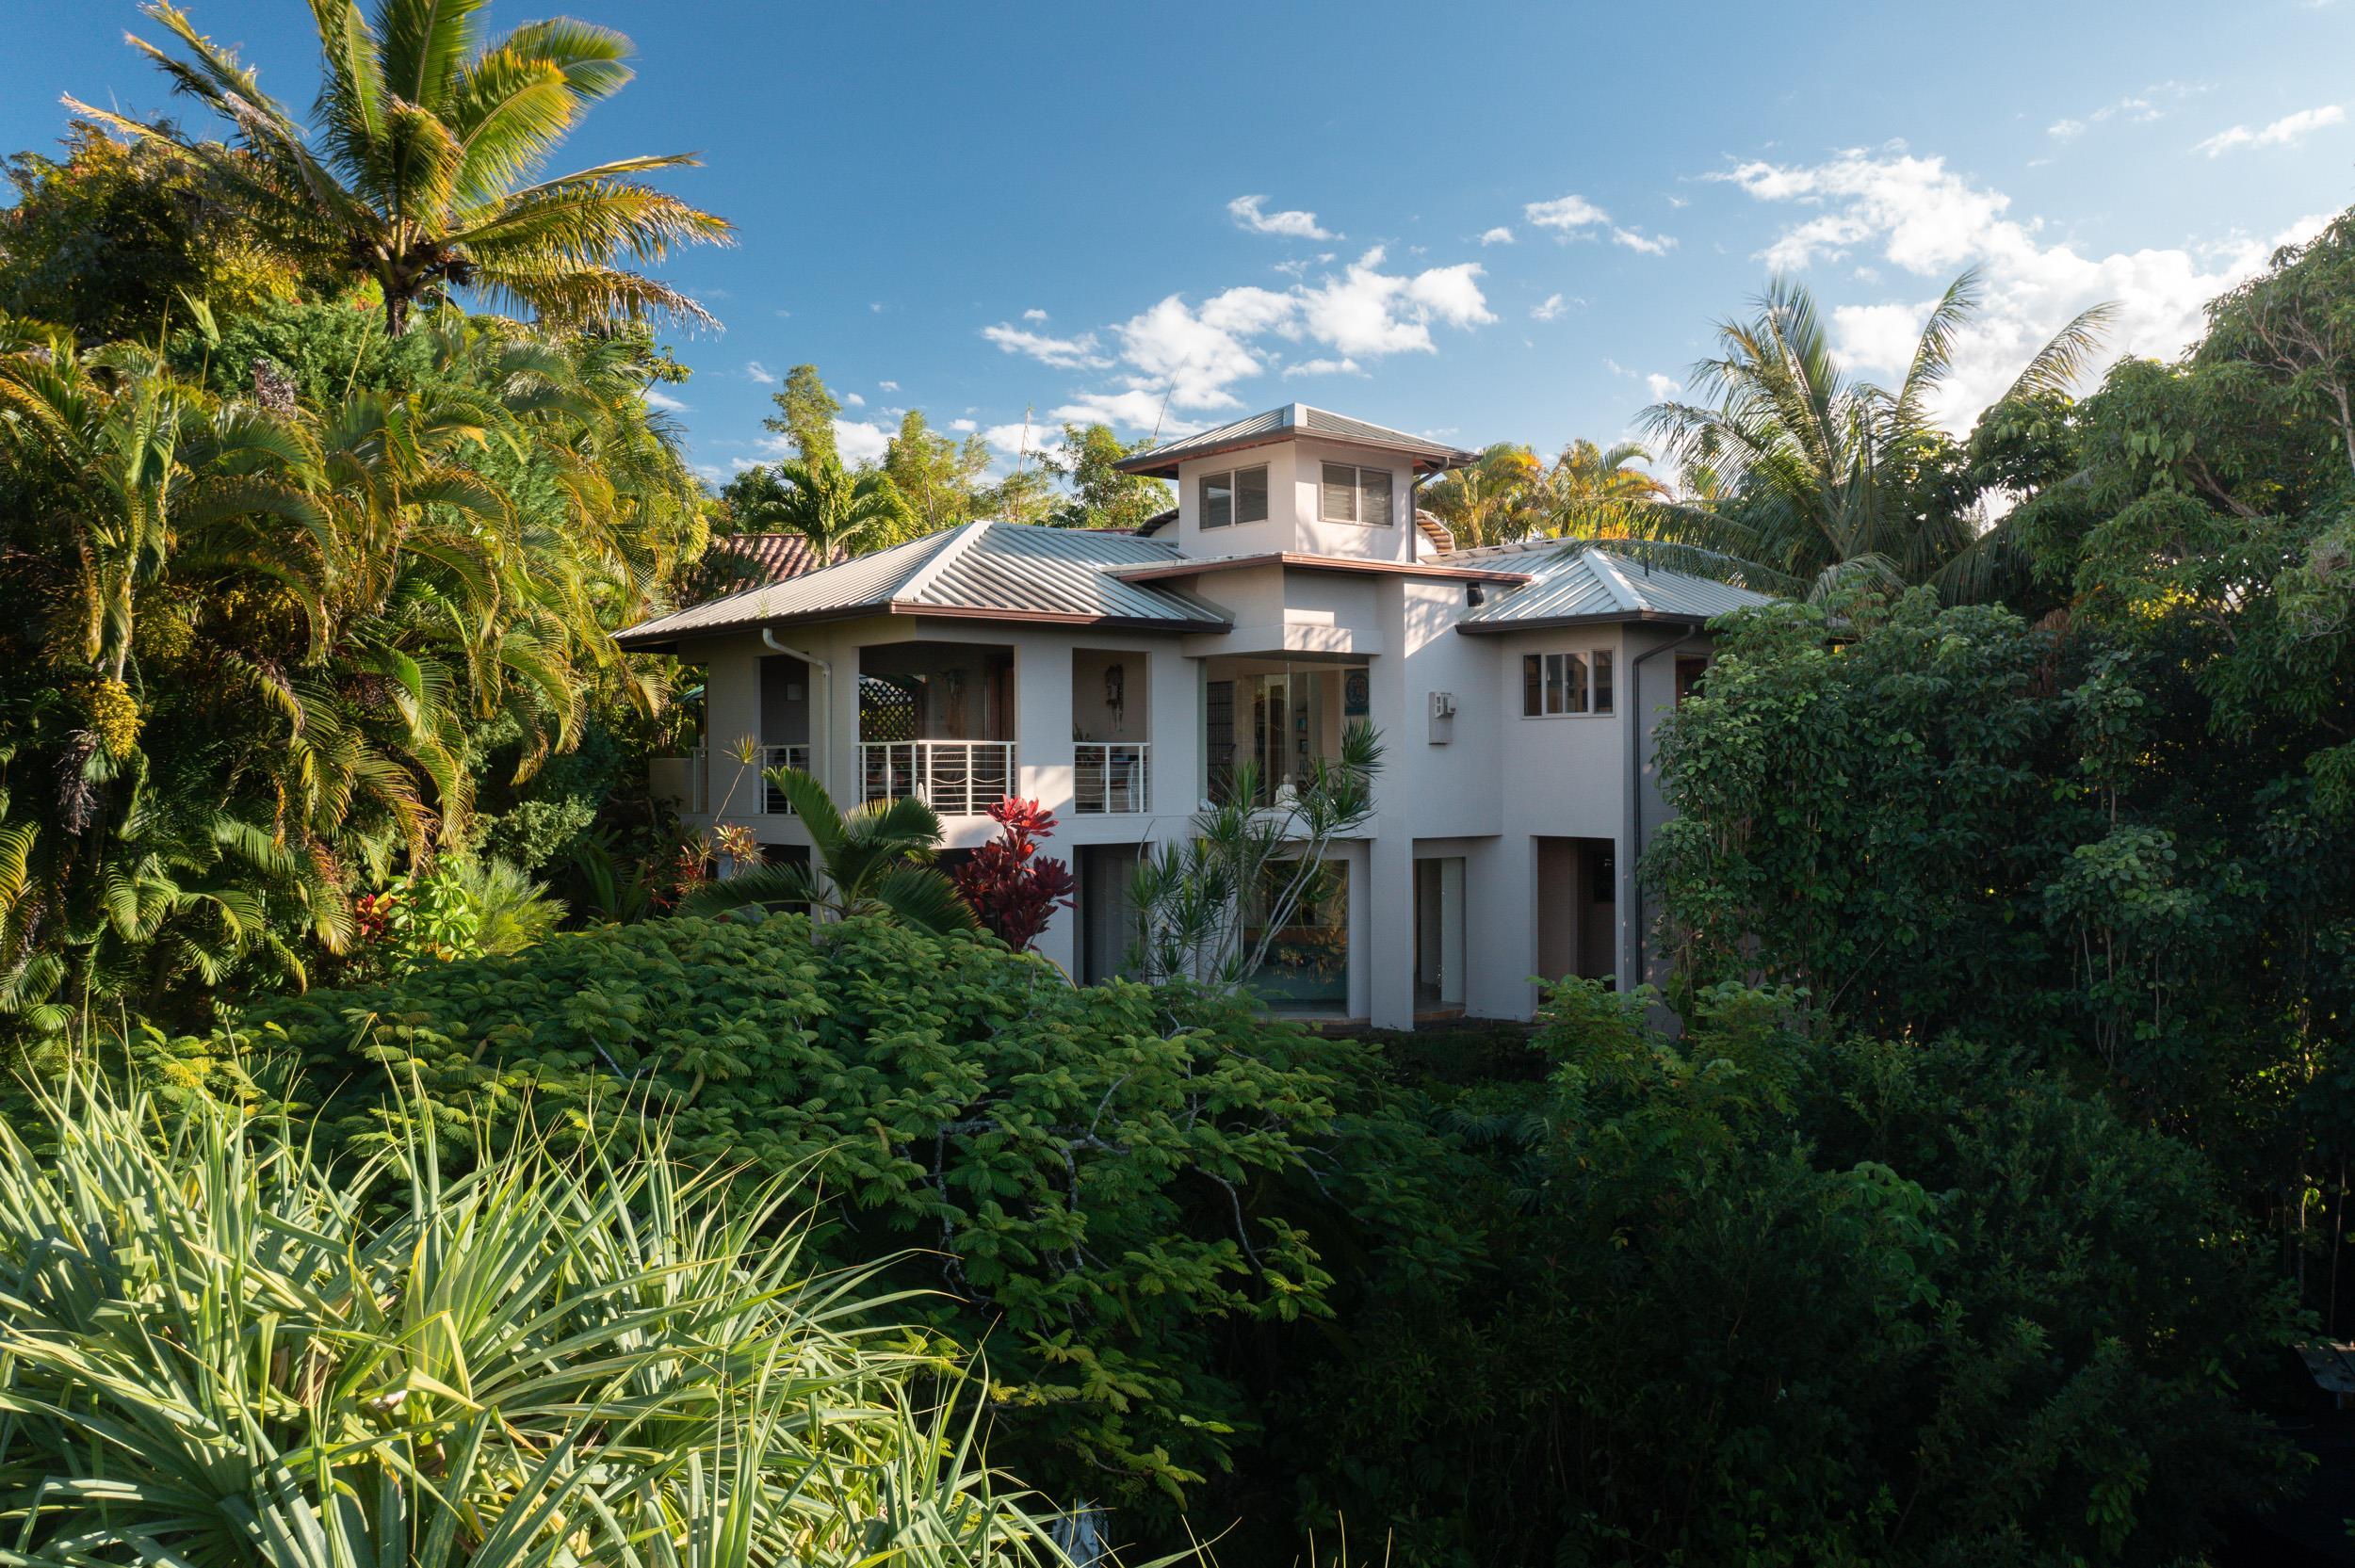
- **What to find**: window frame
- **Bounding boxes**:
[1317,461,1396,527]
[1519,649,1616,719]
[1196,462,1271,529]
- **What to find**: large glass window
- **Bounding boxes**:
[1319,462,1395,525]
[1198,464,1269,528]
[1521,651,1614,717]
[1242,859,1349,1013]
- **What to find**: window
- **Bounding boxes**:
[1319,462,1394,525]
[1675,655,1709,705]
[1520,650,1616,717]
[1197,464,1269,528]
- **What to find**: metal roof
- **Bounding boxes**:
[1454,545,1777,632]
[615,522,1230,649]
[1113,403,1477,478]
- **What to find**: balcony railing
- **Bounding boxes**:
[861,740,1015,816]
[1075,742,1149,814]
[762,743,813,814]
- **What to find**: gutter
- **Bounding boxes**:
[1621,622,1705,991]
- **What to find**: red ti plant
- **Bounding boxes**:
[951,797,1077,952]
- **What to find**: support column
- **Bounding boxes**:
[1366,832,1414,1028]
[1018,643,1080,978]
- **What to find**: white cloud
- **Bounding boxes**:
[742,360,777,384]
[1645,372,1680,401]
[642,388,690,412]
[2048,81,2210,143]
[834,418,890,464]
[1113,287,1292,410]
[949,417,978,432]
[1012,251,1492,433]
[1294,247,1496,358]
[1531,292,1567,321]
[982,323,1114,369]
[879,380,901,392]
[842,392,865,407]
[1612,227,1678,255]
[1479,225,1515,246]
[1714,143,2331,425]
[1228,193,1336,240]
[983,422,1069,461]
[2196,104,2346,156]
[1048,389,1182,431]
[1021,308,1048,323]
[1525,193,1610,232]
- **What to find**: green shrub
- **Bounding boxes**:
[1270,980,2301,1567]
[218,913,1462,1513]
[0,1064,1076,1566]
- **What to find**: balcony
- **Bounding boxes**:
[861,740,1016,816]
[761,743,812,814]
[1075,742,1149,814]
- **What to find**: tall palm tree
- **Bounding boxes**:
[679,766,976,933]
[1545,439,1670,537]
[1421,443,1546,549]
[71,1,729,334]
[1633,268,2114,601]
[734,455,918,562]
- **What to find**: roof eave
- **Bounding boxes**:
[1455,610,1713,636]
[1114,431,1477,479]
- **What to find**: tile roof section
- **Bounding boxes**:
[616,523,1230,648]
[1113,403,1477,477]
[706,531,821,585]
[1454,545,1777,631]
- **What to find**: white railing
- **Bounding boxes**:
[762,743,812,814]
[861,740,1015,816]
[1075,742,1149,814]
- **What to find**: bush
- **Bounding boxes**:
[1273,980,2300,1567]
[0,1064,1075,1565]
[217,912,1462,1515]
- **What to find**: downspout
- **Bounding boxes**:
[1621,622,1703,991]
[761,627,833,796]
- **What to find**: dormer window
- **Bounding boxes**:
[1321,462,1394,526]
[1198,465,1269,529]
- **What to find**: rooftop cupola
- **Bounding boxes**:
[1115,403,1474,564]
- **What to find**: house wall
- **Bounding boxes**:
[671,445,1724,1029]
[1072,648,1148,743]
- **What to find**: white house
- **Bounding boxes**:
[617,403,1769,1028]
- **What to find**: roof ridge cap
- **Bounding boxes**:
[1584,549,1647,613]
[891,520,986,606]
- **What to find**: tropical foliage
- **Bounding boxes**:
[73,0,730,334]
[0,292,701,1039]
[1631,268,2113,600]
[1259,982,2298,1566]
[197,911,1461,1518]
[676,765,974,931]
[1131,722,1382,992]
[0,1062,1078,1566]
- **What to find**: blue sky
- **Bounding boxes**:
[9,0,2355,489]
